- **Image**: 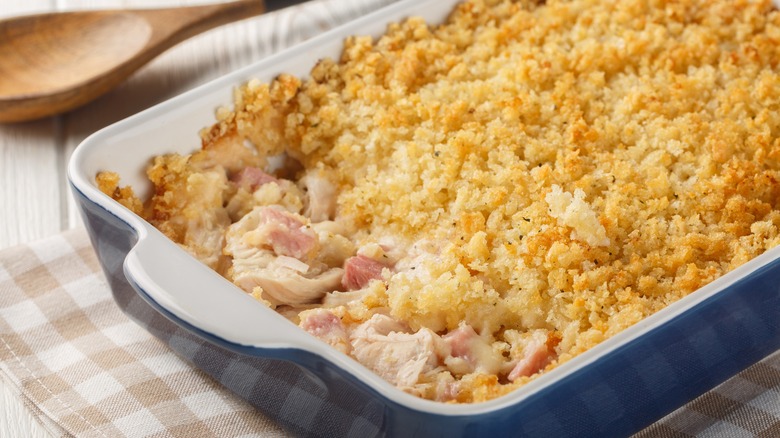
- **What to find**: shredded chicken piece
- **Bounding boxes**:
[322,289,370,307]
[299,170,338,222]
[350,315,444,388]
[236,266,344,307]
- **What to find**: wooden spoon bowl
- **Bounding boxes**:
[0,1,268,123]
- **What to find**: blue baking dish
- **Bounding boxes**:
[68,0,780,436]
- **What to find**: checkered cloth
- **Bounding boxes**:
[0,231,284,437]
[0,230,289,437]
[1,231,778,437]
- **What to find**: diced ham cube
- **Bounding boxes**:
[507,335,555,381]
[232,167,278,191]
[225,206,339,307]
[436,380,460,403]
[301,309,341,335]
[342,255,388,290]
[257,207,317,260]
[300,309,350,354]
[442,324,503,375]
[443,324,476,359]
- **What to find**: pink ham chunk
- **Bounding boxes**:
[257,207,317,260]
[442,324,503,375]
[507,335,556,381]
[342,255,388,290]
[437,381,460,403]
[226,206,343,306]
[232,167,278,191]
[443,325,478,359]
[300,309,350,354]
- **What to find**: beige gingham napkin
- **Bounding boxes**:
[0,229,290,437]
[1,229,779,437]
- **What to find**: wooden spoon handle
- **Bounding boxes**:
[137,0,267,50]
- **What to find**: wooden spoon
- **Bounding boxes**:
[0,0,294,123]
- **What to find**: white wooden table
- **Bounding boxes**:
[0,0,392,435]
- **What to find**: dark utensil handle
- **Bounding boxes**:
[265,0,309,13]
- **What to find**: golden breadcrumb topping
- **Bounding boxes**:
[100,0,780,402]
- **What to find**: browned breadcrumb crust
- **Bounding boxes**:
[99,0,780,402]
[96,171,143,215]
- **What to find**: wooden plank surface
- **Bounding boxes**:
[0,0,62,249]
[0,1,64,435]
[0,0,395,436]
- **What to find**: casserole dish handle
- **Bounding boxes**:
[123,229,319,351]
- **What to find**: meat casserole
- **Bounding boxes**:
[98,0,780,403]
